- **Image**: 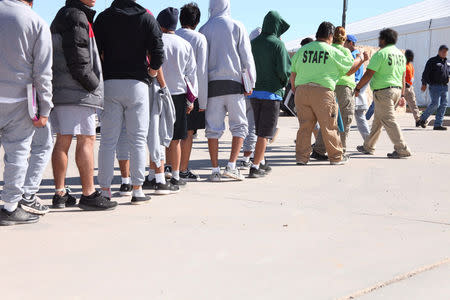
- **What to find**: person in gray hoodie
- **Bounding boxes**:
[0,0,53,226]
[199,0,256,182]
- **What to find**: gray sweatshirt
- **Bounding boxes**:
[0,0,53,117]
[199,0,256,98]
[176,28,208,109]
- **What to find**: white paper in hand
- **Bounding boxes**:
[242,69,253,94]
[26,84,39,121]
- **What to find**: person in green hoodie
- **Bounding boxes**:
[247,11,291,178]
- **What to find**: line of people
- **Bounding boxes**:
[1,0,449,227]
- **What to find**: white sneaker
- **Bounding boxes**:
[330,155,349,165]
[209,171,222,182]
[223,166,244,181]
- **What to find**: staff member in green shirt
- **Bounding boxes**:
[291,22,364,165]
[355,28,412,159]
[313,26,368,158]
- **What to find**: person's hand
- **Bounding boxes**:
[199,109,205,112]
[291,86,296,93]
[33,116,48,128]
[149,68,158,78]
[421,84,427,92]
[398,97,406,107]
[186,103,194,115]
[363,51,369,62]
[244,90,253,97]
[354,88,360,98]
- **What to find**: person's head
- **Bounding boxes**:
[300,37,313,47]
[344,34,357,50]
[157,7,179,33]
[180,2,201,30]
[315,22,335,44]
[333,26,346,45]
[378,28,398,48]
[20,0,33,7]
[79,0,96,8]
[405,49,414,63]
[438,45,448,59]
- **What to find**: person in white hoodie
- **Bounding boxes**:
[199,0,256,182]
[157,7,198,187]
[176,2,208,182]
[0,0,53,226]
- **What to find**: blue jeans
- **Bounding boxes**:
[420,85,448,127]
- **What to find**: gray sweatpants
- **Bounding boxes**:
[0,102,35,204]
[205,94,248,139]
[243,98,256,153]
[116,125,129,161]
[98,80,149,187]
[23,122,53,195]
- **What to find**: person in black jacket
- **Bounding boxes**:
[418,45,449,130]
[50,0,118,211]
[94,0,165,204]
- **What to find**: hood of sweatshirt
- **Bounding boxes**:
[110,0,147,17]
[66,0,96,22]
[261,11,290,38]
[209,0,231,18]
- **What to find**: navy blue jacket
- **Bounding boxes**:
[422,55,450,86]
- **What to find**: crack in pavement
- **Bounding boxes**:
[336,258,450,300]
[354,212,450,226]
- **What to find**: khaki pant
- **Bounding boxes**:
[295,84,343,163]
[363,88,411,155]
[404,85,420,121]
[314,85,355,154]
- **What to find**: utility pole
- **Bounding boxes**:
[342,0,348,28]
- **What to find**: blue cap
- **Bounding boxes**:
[157,7,179,31]
[439,44,449,51]
[347,34,357,43]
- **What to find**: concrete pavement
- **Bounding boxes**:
[1,113,449,300]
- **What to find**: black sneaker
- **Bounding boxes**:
[52,192,77,209]
[170,177,187,187]
[164,166,172,179]
[356,145,373,155]
[433,126,447,131]
[78,191,118,211]
[20,195,49,215]
[415,120,421,128]
[131,195,151,205]
[238,159,252,170]
[418,119,427,128]
[119,184,132,196]
[260,162,272,173]
[180,170,200,181]
[0,207,39,226]
[387,151,411,159]
[143,178,157,190]
[248,167,266,178]
[154,182,179,195]
[310,150,329,161]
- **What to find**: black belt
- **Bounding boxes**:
[373,86,401,92]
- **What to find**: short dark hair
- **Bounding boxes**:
[379,28,398,45]
[405,49,414,63]
[316,22,335,40]
[301,37,314,47]
[180,2,201,28]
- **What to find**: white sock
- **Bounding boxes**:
[261,159,266,165]
[252,163,260,169]
[55,188,66,195]
[132,188,145,197]
[212,167,220,173]
[155,173,166,184]
[242,156,250,163]
[101,189,112,198]
[250,152,255,159]
[121,177,130,185]
[228,161,236,170]
[172,170,180,180]
[147,169,156,181]
[4,202,18,212]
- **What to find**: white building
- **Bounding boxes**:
[286,0,450,106]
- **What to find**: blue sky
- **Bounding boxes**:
[34,0,423,42]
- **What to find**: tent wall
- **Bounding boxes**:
[356,16,450,107]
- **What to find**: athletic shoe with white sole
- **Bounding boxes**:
[223,166,245,181]
[260,162,272,173]
[78,191,118,211]
[0,207,39,226]
[19,195,49,215]
[164,166,172,179]
[387,151,411,159]
[238,159,252,170]
[248,167,266,178]
[330,155,349,165]
[356,145,373,155]
[131,195,151,205]
[119,184,133,196]
[209,171,222,182]
[180,170,200,182]
[154,182,180,195]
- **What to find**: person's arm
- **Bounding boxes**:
[197,37,209,111]
[156,67,166,88]
[290,72,297,93]
[275,43,292,88]
[421,59,432,92]
[237,25,256,96]
[347,52,369,76]
[354,69,375,97]
[185,46,198,114]
[145,14,165,77]
[61,10,99,92]
[398,71,406,107]
[32,23,53,127]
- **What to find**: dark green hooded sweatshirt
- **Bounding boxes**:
[251,11,291,97]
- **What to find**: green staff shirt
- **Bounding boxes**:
[291,41,354,91]
[367,45,406,91]
[333,44,356,89]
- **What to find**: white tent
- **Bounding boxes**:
[286,0,450,106]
